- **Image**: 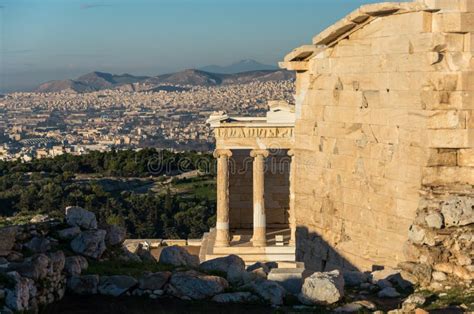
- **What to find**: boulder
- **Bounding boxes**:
[136,244,156,263]
[117,246,141,263]
[9,254,50,280]
[0,227,17,254]
[298,270,344,305]
[250,279,286,305]
[57,227,81,240]
[167,270,228,300]
[200,254,245,280]
[67,275,99,295]
[98,275,138,297]
[378,287,400,298]
[159,246,199,267]
[70,230,106,259]
[212,292,258,303]
[64,256,88,277]
[441,197,474,227]
[105,225,126,246]
[48,251,66,276]
[65,206,98,230]
[23,237,50,253]
[138,272,171,290]
[343,271,369,287]
[226,267,258,286]
[5,272,36,312]
[246,261,277,273]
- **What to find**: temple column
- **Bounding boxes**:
[250,149,269,247]
[288,150,296,246]
[214,149,232,247]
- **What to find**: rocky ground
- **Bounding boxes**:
[0,207,472,313]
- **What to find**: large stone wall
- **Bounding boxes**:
[229,149,290,229]
[291,2,474,272]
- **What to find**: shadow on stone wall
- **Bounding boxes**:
[296,226,359,272]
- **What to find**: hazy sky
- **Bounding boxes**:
[0,0,399,92]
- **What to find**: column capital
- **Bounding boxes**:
[287,149,295,157]
[213,149,232,158]
[250,149,269,158]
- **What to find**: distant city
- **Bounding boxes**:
[0,61,295,161]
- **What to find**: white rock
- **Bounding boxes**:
[441,197,474,227]
[65,206,98,230]
[432,271,447,282]
[70,230,106,259]
[425,213,443,229]
[298,270,344,305]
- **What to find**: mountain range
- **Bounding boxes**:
[35,60,293,93]
[199,59,278,74]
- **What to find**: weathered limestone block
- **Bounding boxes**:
[422,167,474,186]
[420,0,474,12]
[427,149,458,167]
[441,196,474,227]
[433,12,474,33]
[458,148,474,166]
[427,110,467,129]
[426,129,474,148]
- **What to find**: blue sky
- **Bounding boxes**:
[1,0,399,92]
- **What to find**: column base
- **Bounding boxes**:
[215,229,230,247]
[252,227,266,247]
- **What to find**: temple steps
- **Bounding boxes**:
[200,228,297,266]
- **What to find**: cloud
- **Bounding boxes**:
[80,3,111,10]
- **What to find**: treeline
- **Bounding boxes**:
[0,149,216,239]
[0,148,214,177]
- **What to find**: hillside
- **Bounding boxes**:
[34,68,294,93]
[199,59,278,74]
